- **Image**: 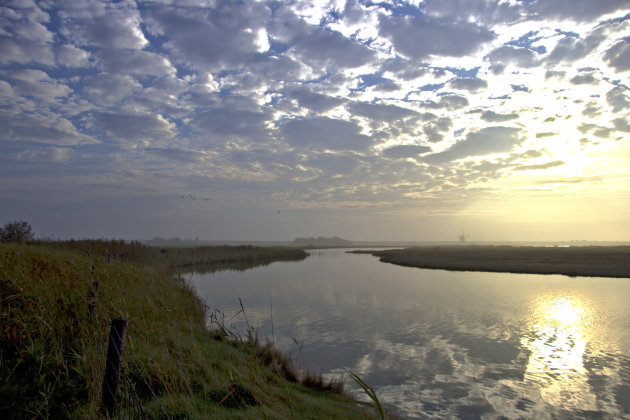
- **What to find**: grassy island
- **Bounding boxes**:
[355,245,630,278]
[0,240,373,419]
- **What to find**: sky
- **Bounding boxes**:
[1,0,629,242]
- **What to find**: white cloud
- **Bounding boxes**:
[422,0,522,25]
[286,87,344,112]
[425,126,523,164]
[603,40,630,72]
[90,112,176,147]
[54,44,90,67]
[0,109,99,146]
[281,117,372,151]
[1,69,71,100]
[2,0,630,241]
[606,86,630,112]
[143,1,270,72]
[526,0,630,22]
[347,101,417,121]
[486,45,539,72]
[382,144,431,159]
[80,73,143,107]
[379,14,495,60]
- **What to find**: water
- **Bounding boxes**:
[188,248,630,419]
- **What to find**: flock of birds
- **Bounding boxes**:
[180,193,282,214]
[180,194,212,201]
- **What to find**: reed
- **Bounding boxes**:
[0,240,374,419]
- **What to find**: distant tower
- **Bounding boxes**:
[459,231,469,243]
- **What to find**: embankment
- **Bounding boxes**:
[0,240,371,419]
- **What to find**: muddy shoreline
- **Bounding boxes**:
[353,245,630,278]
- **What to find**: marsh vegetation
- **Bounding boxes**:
[0,240,379,419]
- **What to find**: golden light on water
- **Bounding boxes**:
[543,296,586,326]
[522,294,596,410]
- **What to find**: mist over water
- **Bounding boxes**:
[189,248,630,419]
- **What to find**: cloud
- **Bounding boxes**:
[16,147,75,163]
[526,0,630,21]
[145,147,203,163]
[286,87,343,112]
[545,30,606,65]
[99,49,175,77]
[1,69,71,101]
[606,86,630,112]
[425,94,469,111]
[577,123,614,138]
[449,78,488,92]
[486,46,539,72]
[424,126,523,164]
[90,112,176,147]
[289,26,375,70]
[281,117,372,151]
[545,70,566,80]
[59,2,147,51]
[422,116,453,143]
[0,2,55,65]
[347,102,418,121]
[570,72,598,85]
[378,14,495,60]
[191,107,271,142]
[603,40,630,72]
[80,73,143,107]
[612,117,630,132]
[302,153,363,176]
[422,0,521,25]
[143,1,270,71]
[0,35,54,66]
[481,111,519,122]
[54,44,90,67]
[382,144,432,159]
[0,110,99,146]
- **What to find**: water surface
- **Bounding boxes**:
[189,248,630,419]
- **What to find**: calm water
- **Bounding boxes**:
[189,248,630,419]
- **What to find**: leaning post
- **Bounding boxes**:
[100,318,128,417]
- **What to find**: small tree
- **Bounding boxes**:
[0,220,35,243]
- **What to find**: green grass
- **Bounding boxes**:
[0,240,373,419]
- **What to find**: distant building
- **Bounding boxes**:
[292,236,353,247]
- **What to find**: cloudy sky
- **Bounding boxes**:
[1,0,629,242]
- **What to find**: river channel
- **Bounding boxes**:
[188,248,630,419]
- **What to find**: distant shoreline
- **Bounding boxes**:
[352,245,630,278]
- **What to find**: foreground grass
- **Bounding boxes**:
[0,241,370,419]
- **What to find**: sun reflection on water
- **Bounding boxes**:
[523,294,596,410]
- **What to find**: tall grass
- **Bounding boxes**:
[0,240,375,419]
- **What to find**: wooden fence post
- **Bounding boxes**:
[100,318,128,417]
[88,281,98,317]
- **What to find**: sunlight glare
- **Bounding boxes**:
[522,294,596,410]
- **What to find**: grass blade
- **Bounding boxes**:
[349,371,384,420]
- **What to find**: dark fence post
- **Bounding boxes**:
[88,281,98,317]
[100,318,128,417]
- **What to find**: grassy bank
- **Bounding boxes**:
[0,240,371,419]
[355,245,630,278]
